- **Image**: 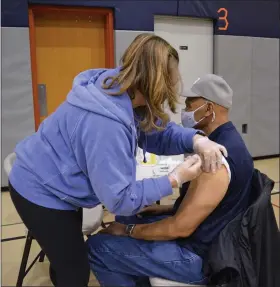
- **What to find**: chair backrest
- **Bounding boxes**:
[3,152,16,176]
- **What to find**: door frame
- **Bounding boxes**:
[28,5,115,130]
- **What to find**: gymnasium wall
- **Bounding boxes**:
[2,0,280,186]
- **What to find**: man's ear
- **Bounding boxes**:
[205,102,214,116]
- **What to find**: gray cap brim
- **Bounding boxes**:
[181,88,199,98]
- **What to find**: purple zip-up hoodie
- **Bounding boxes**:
[9,68,198,215]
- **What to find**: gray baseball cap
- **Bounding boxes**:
[182,74,233,108]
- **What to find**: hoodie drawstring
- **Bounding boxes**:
[133,121,147,163]
[143,134,147,163]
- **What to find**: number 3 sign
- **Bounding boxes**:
[217,8,229,31]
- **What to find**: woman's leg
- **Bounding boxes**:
[9,183,90,287]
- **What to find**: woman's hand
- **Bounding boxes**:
[169,154,202,187]
[193,135,228,173]
[99,222,127,236]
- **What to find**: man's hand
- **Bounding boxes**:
[99,222,127,236]
[193,135,228,173]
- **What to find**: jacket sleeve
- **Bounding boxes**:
[138,121,199,155]
[74,114,173,216]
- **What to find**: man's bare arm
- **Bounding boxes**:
[131,166,229,241]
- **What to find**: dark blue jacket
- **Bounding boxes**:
[205,170,280,287]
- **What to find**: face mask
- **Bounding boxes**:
[181,103,215,128]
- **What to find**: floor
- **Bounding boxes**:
[1,158,279,286]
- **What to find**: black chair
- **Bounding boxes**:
[16,232,46,287]
[10,212,107,287]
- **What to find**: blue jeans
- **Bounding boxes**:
[87,215,206,286]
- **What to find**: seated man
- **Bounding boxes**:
[87,74,254,286]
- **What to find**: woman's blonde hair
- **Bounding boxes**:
[102,33,180,132]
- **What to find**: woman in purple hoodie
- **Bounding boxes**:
[9,34,227,287]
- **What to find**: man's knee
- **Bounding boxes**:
[87,233,108,251]
[87,233,133,267]
[87,234,109,265]
[87,234,117,276]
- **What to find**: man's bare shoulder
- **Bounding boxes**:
[189,164,229,198]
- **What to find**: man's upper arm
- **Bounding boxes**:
[174,165,230,237]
